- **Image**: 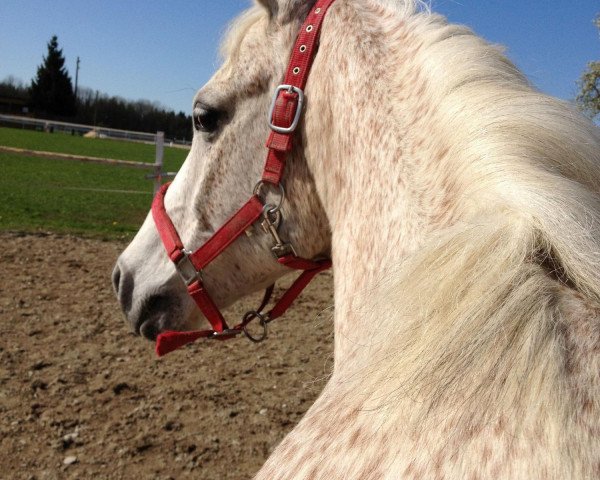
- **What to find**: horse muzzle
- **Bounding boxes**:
[112,259,191,341]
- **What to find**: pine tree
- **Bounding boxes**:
[30,35,76,117]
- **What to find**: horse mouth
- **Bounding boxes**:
[133,295,178,341]
[134,312,167,341]
[138,319,162,341]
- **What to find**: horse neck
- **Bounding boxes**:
[303,2,453,363]
[302,0,600,375]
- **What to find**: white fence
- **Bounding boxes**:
[1,113,156,142]
[0,114,181,193]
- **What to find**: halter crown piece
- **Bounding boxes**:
[151,0,336,357]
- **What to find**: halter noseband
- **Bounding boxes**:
[151,0,336,357]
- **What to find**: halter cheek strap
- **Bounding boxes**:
[152,0,337,357]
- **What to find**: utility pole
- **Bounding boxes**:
[74,57,80,98]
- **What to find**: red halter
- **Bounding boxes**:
[151,0,336,357]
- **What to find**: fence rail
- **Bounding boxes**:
[0,114,191,147]
[0,118,179,192]
[0,146,153,169]
[1,114,155,142]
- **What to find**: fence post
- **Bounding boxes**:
[154,131,165,194]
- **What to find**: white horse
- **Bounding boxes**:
[113,0,600,478]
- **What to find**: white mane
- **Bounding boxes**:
[355,0,600,414]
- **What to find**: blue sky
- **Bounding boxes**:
[1,1,598,114]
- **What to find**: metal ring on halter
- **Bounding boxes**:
[254,181,285,214]
[242,311,269,343]
[262,204,282,225]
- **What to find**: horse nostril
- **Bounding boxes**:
[112,262,134,314]
[112,264,121,295]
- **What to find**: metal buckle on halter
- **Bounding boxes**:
[268,85,305,134]
[175,249,202,286]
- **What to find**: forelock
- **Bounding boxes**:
[220,6,268,61]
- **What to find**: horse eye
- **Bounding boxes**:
[193,104,221,133]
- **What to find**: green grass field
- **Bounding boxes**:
[0,127,189,239]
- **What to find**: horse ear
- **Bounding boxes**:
[256,0,318,24]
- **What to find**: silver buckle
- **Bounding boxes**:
[268,85,305,134]
[175,249,202,286]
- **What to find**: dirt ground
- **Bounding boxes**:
[0,232,334,480]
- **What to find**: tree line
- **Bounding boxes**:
[0,36,193,141]
[2,18,599,141]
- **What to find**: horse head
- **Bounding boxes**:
[113,0,331,342]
